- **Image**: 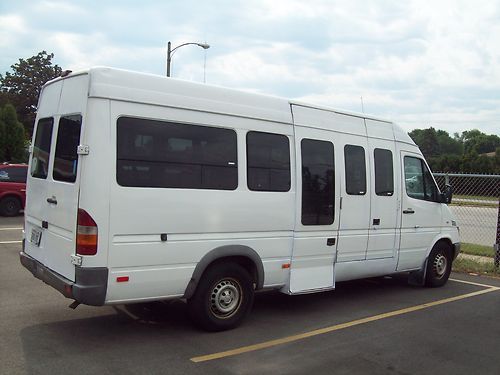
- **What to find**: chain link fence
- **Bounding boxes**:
[433,173,499,250]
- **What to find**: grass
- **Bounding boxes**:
[452,256,500,277]
[454,195,498,202]
[461,243,495,257]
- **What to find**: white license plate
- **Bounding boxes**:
[30,228,42,247]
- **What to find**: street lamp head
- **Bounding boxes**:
[197,43,210,50]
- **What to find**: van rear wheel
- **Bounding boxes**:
[187,263,254,331]
[425,243,452,287]
[0,196,21,216]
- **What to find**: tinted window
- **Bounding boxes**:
[344,145,366,195]
[53,115,82,183]
[117,117,237,190]
[374,148,394,196]
[301,139,334,226]
[247,131,290,192]
[404,156,438,201]
[31,118,54,179]
[0,166,27,183]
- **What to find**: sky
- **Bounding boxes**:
[1,0,499,135]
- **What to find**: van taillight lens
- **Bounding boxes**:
[76,209,98,255]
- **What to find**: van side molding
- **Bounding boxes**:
[183,245,265,299]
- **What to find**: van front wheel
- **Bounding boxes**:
[187,263,254,331]
[425,243,452,287]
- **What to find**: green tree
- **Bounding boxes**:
[0,104,26,162]
[0,51,62,136]
[461,129,500,154]
[409,127,439,157]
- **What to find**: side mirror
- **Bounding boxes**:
[440,184,453,204]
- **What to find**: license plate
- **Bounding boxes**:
[30,228,42,247]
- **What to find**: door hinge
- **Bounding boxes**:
[77,145,90,155]
[28,144,34,153]
[70,254,82,266]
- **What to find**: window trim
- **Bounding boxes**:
[246,130,291,192]
[301,138,335,226]
[344,144,366,196]
[116,116,238,190]
[404,156,439,202]
[31,117,55,180]
[374,148,394,197]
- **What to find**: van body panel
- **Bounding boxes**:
[398,150,444,270]
[21,67,459,312]
[366,120,400,261]
[25,74,89,282]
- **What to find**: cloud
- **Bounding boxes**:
[0,0,499,135]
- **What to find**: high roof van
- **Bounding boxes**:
[20,67,459,331]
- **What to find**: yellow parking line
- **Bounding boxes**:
[0,227,23,231]
[0,240,22,244]
[191,286,499,363]
[450,278,498,289]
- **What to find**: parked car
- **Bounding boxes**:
[0,163,28,216]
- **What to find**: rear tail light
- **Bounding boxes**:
[76,209,98,255]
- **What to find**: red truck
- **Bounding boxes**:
[0,163,28,216]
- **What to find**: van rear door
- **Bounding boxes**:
[24,74,88,282]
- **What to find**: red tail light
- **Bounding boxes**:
[76,209,98,255]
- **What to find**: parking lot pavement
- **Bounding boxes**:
[2,215,500,374]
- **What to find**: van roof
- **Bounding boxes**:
[44,67,415,144]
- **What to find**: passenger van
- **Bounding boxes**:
[20,67,460,331]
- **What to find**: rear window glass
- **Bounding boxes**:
[0,166,27,183]
[31,118,54,179]
[53,115,82,183]
[117,117,237,190]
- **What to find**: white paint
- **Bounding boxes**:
[22,67,460,305]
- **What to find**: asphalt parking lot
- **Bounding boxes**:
[2,215,500,375]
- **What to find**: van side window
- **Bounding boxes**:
[117,117,237,190]
[247,131,290,192]
[53,115,82,183]
[404,156,438,201]
[344,145,366,195]
[374,148,394,196]
[31,118,54,179]
[301,139,334,226]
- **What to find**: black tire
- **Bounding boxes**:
[0,196,21,217]
[187,262,254,331]
[425,242,452,287]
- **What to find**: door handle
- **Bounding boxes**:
[47,197,58,205]
[327,238,336,246]
[403,208,414,214]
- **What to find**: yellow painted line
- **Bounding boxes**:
[0,240,22,244]
[450,278,498,289]
[191,286,500,363]
[0,227,23,231]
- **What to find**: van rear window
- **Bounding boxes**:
[53,115,82,183]
[31,118,54,179]
[117,117,237,190]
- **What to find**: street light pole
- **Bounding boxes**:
[166,41,210,77]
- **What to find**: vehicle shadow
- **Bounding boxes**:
[19,276,418,373]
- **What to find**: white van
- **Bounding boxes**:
[20,67,460,331]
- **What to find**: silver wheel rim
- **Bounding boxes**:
[210,278,242,319]
[433,253,448,279]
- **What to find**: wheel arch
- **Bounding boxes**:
[183,245,264,299]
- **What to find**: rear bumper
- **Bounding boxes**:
[20,251,108,306]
